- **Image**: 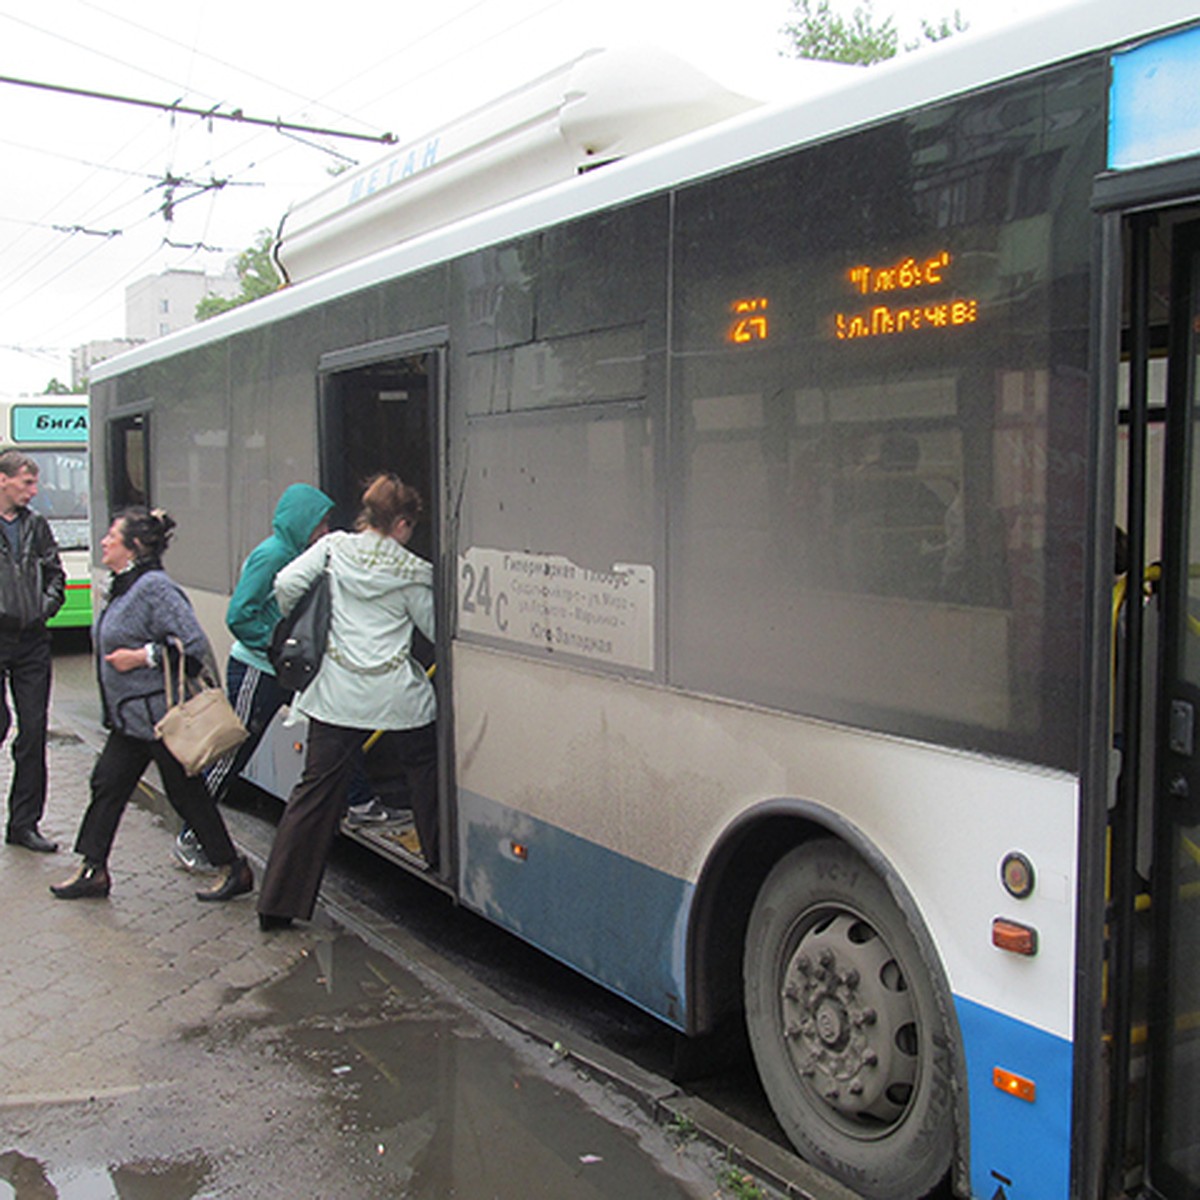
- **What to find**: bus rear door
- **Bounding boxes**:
[1149,216,1200,1200]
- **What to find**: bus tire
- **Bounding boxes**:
[744,839,954,1200]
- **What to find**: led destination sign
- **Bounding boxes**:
[836,250,978,341]
[728,297,769,344]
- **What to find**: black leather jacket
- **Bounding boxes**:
[0,509,66,633]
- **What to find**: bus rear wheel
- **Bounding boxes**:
[744,839,954,1200]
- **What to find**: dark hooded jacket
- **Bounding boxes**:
[226,484,334,674]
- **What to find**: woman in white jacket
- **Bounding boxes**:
[256,474,436,930]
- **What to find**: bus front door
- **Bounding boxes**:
[1150,217,1200,1200]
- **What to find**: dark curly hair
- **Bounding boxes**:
[115,506,176,564]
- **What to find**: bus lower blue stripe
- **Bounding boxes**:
[954,995,1073,1200]
[457,788,691,1028]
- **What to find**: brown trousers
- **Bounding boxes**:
[257,719,437,921]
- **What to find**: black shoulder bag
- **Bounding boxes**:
[268,549,332,693]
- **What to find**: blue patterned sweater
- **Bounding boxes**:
[94,569,212,740]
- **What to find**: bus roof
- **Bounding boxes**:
[92,0,1199,385]
[273,45,804,286]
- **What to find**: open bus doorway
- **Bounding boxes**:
[1145,215,1200,1200]
[239,343,450,880]
[319,355,435,558]
[316,345,447,874]
[1111,203,1200,1200]
[318,348,439,668]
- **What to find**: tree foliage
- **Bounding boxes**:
[782,0,966,65]
[913,9,969,45]
[195,229,281,320]
[42,377,83,395]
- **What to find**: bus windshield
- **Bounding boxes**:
[26,448,89,548]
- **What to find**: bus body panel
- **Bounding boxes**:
[458,785,694,1025]
[454,641,1079,1197]
[452,642,1079,1040]
[48,572,93,629]
[955,997,1073,1200]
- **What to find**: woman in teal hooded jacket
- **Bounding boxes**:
[175,484,333,870]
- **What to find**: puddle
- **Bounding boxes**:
[0,1152,211,1199]
[239,935,711,1198]
[0,934,717,1197]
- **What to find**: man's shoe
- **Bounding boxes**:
[8,827,59,853]
[258,913,293,931]
[195,856,253,902]
[173,827,215,873]
[50,862,110,899]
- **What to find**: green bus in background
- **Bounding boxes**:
[0,398,91,630]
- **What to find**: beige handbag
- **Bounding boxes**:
[154,640,248,776]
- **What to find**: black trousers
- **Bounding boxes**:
[258,719,437,922]
[75,730,238,868]
[0,629,52,838]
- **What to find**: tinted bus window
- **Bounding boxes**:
[668,60,1107,770]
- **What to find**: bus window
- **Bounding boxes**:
[108,415,149,510]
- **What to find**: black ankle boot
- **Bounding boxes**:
[258,913,293,931]
[196,855,253,902]
[50,861,110,900]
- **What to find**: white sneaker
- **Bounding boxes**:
[346,798,391,825]
[173,828,216,872]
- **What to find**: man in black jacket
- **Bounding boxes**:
[0,450,65,852]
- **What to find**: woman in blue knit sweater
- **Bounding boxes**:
[50,508,252,902]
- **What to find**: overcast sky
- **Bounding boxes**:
[0,0,1071,397]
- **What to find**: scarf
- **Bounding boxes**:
[106,556,162,601]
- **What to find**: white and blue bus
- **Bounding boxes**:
[0,396,91,629]
[89,8,1200,1197]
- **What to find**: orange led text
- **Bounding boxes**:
[729,297,769,344]
[849,252,950,295]
[836,249,978,341]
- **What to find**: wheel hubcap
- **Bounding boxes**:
[781,911,919,1127]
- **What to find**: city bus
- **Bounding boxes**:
[88,6,1200,1197]
[0,396,92,628]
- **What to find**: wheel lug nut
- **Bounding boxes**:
[819,949,835,968]
[864,1051,878,1067]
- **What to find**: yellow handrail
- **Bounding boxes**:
[361,661,436,754]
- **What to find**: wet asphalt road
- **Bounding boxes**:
[12,632,857,1200]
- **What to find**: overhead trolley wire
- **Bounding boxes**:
[0,75,397,145]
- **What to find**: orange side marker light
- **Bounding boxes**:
[992,917,1038,956]
[994,1066,1036,1103]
